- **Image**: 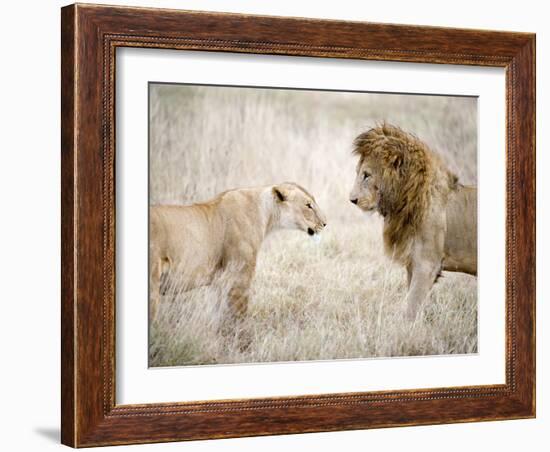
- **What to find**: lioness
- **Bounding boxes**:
[350,124,477,320]
[149,182,327,321]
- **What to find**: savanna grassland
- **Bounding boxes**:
[148,84,478,367]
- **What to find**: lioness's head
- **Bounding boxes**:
[272,183,327,237]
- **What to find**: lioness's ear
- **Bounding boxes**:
[273,186,286,202]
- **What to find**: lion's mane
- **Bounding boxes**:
[353,124,458,263]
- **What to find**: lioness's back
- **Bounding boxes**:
[150,204,225,274]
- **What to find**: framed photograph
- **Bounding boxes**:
[61,3,535,447]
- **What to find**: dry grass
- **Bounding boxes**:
[148,84,478,367]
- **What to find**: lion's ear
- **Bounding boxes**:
[448,171,459,189]
[273,186,287,202]
[387,151,403,170]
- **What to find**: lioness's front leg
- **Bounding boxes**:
[226,263,255,321]
[149,250,162,322]
[221,261,256,350]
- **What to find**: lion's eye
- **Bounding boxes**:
[363,171,370,181]
[306,203,313,209]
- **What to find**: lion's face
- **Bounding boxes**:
[273,183,327,237]
[349,158,380,213]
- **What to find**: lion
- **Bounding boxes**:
[149,182,327,321]
[349,124,477,320]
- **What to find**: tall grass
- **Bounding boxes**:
[149,84,477,366]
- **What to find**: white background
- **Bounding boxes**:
[117,50,505,404]
[0,1,546,451]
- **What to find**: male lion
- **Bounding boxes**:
[349,124,477,321]
[149,182,327,321]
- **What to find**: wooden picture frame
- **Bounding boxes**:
[61,3,535,447]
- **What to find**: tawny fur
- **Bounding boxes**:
[350,124,477,320]
[149,182,326,322]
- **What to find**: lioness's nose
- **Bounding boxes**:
[350,198,358,205]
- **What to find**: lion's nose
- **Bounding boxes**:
[350,198,358,205]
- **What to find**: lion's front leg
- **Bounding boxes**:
[406,263,413,288]
[404,261,441,321]
[404,228,445,321]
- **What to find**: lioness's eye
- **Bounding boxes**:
[363,171,370,180]
[306,203,312,209]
